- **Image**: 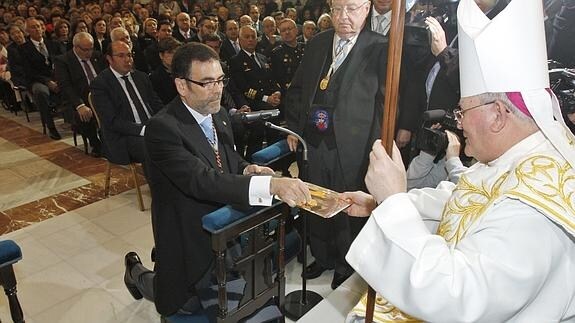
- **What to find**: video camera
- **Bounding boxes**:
[550,64,575,116]
[414,109,464,161]
[404,0,459,48]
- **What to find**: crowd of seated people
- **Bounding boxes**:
[0,0,325,160]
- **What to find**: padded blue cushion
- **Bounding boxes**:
[202,206,262,233]
[0,240,22,267]
[250,139,291,165]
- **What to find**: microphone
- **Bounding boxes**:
[240,109,280,122]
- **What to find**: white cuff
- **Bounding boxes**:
[249,175,273,206]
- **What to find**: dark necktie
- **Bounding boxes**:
[81,60,95,83]
[250,54,261,68]
[121,75,149,123]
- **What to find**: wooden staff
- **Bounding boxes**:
[366,0,406,321]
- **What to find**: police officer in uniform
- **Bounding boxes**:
[271,18,305,95]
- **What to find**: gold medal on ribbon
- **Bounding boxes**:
[319,77,329,90]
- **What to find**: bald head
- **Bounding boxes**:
[110,27,132,49]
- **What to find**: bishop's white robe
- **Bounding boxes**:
[347,132,575,323]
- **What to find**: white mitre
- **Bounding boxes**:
[457,0,575,168]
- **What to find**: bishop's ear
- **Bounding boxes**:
[490,100,510,133]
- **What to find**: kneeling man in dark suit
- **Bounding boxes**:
[123,42,311,317]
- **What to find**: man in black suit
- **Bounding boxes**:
[150,36,181,104]
[172,12,195,43]
[256,16,281,58]
[285,0,388,289]
[90,41,163,167]
[230,25,282,158]
[123,43,311,317]
[20,17,62,139]
[54,32,105,157]
[249,5,263,34]
[145,20,173,71]
[219,19,241,64]
[190,17,216,43]
[297,20,317,44]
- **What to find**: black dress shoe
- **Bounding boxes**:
[302,261,327,279]
[331,271,353,290]
[48,128,61,140]
[124,252,144,300]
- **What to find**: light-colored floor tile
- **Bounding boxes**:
[119,224,155,259]
[65,237,138,285]
[36,221,116,259]
[11,235,63,279]
[17,261,95,316]
[23,210,89,238]
[72,194,133,221]
[31,287,152,323]
[90,204,151,236]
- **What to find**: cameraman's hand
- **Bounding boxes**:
[425,17,447,57]
[395,129,411,149]
[568,112,575,125]
[445,130,461,160]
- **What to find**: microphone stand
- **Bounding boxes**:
[264,122,323,320]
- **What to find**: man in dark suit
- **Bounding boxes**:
[150,36,181,104]
[256,16,281,58]
[219,19,241,64]
[172,12,195,43]
[297,20,317,44]
[366,0,392,37]
[285,0,388,289]
[249,5,263,34]
[90,41,163,167]
[122,43,311,317]
[20,17,62,139]
[54,32,105,157]
[190,17,216,43]
[145,20,173,72]
[230,25,282,158]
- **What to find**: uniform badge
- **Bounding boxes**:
[313,109,329,132]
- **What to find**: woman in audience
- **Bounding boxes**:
[317,13,332,32]
[53,19,71,53]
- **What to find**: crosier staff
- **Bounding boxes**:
[365,0,406,321]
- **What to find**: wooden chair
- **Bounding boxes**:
[0,240,25,323]
[88,92,145,211]
[164,202,290,323]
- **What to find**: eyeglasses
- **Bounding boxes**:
[182,77,229,89]
[453,101,496,122]
[76,45,93,52]
[330,1,370,16]
[112,52,133,59]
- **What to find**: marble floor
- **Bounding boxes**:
[0,108,346,322]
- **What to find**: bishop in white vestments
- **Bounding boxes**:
[343,0,575,322]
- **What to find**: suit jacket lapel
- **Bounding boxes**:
[305,31,332,109]
[172,100,219,170]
